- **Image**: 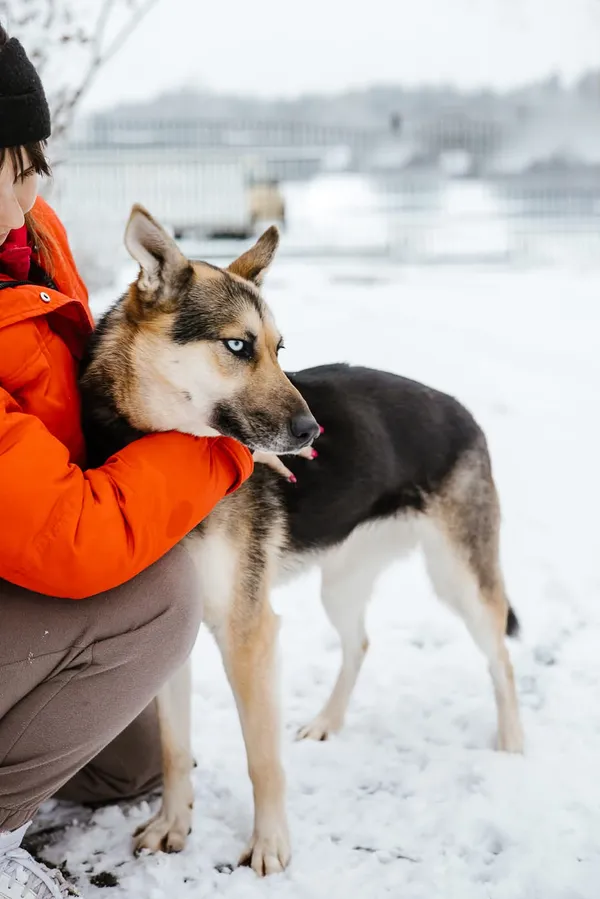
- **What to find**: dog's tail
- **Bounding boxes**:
[506,604,520,638]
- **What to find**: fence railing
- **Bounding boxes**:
[51,120,600,268]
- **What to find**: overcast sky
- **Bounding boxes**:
[82,0,600,110]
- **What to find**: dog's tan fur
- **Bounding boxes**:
[81,206,523,877]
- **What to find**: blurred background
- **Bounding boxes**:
[3,0,600,284]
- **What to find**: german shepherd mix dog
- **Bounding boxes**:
[80,205,523,876]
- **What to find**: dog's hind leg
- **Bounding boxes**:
[421,442,523,754]
[297,547,385,742]
[133,659,194,853]
[211,584,290,876]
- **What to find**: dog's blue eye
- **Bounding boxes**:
[224,339,251,357]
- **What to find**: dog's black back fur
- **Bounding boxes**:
[276,364,482,552]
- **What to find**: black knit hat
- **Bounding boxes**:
[0,36,51,148]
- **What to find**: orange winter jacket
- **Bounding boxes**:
[0,197,253,599]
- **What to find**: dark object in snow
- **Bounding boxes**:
[353,845,419,863]
[89,871,119,888]
[215,863,234,875]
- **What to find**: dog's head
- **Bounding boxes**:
[103,204,318,453]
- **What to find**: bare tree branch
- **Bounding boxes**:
[0,0,160,143]
[97,0,157,67]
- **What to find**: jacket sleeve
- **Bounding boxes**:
[0,386,254,599]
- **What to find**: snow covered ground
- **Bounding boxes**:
[40,258,600,898]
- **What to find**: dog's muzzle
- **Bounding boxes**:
[288,412,320,448]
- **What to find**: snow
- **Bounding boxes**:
[39,259,600,898]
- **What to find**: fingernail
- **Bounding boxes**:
[288,474,297,484]
[311,448,318,459]
[319,425,325,434]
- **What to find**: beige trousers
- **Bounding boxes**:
[0,545,200,832]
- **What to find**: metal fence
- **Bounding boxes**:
[50,117,600,269]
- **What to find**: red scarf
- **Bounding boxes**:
[0,225,32,281]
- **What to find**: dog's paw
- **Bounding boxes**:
[295,714,341,742]
[238,826,291,876]
[133,806,192,855]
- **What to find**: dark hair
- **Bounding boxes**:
[0,23,53,268]
[0,141,51,179]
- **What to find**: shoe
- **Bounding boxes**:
[0,823,80,898]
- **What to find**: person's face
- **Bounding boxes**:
[0,150,39,245]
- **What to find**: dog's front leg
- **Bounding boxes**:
[133,659,194,854]
[216,598,290,876]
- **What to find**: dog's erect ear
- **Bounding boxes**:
[227,225,279,286]
[125,204,189,294]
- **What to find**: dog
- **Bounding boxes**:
[80,204,523,876]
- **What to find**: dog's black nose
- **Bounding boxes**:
[289,413,320,445]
